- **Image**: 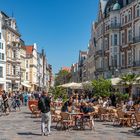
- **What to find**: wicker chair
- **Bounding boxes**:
[113,110,131,127]
[131,113,140,132]
[98,107,109,121]
[60,112,73,130]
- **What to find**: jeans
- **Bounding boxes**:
[41,112,51,133]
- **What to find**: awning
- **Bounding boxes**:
[21,82,31,88]
[111,78,121,86]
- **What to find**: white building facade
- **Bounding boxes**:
[0,12,6,91]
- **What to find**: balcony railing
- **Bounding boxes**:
[95,50,103,56]
[133,36,140,44]
[109,23,121,30]
[133,61,140,67]
[96,67,104,72]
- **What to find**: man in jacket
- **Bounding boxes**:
[38,91,51,136]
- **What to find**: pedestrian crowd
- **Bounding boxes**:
[0,90,42,115]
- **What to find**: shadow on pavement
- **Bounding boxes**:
[17,132,41,136]
[120,130,140,136]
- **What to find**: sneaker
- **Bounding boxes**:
[46,132,52,136]
[41,132,45,136]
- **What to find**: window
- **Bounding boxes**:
[13,50,16,58]
[0,33,1,39]
[0,67,3,78]
[128,11,131,21]
[122,32,125,45]
[8,64,10,75]
[121,54,125,66]
[122,17,124,25]
[114,55,117,67]
[0,53,4,60]
[139,50,140,61]
[128,52,132,65]
[2,43,3,49]
[0,43,2,49]
[13,65,16,75]
[114,17,117,25]
[26,60,28,68]
[114,34,118,45]
[128,29,132,42]
[136,6,140,17]
[114,47,117,53]
[105,38,108,49]
[26,72,28,80]
[111,35,113,46]
[125,15,127,23]
[2,53,4,60]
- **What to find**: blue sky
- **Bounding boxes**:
[0,0,98,73]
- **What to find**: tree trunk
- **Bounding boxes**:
[128,85,132,98]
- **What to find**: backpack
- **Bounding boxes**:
[38,97,47,112]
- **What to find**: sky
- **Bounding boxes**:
[0,0,98,73]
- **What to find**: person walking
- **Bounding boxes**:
[2,90,10,114]
[38,91,51,136]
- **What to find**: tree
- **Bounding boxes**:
[92,78,112,97]
[118,73,139,97]
[55,70,71,86]
[49,87,68,102]
[82,82,93,92]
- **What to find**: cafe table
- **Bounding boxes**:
[69,112,84,129]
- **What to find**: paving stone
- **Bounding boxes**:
[0,106,139,140]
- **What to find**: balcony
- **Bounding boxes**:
[133,36,140,44]
[133,61,140,67]
[96,67,104,72]
[95,50,103,56]
[109,23,121,30]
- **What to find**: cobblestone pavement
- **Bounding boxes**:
[0,106,139,140]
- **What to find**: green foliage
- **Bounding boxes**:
[119,73,139,86]
[82,82,93,92]
[92,78,112,97]
[114,92,129,102]
[118,73,139,97]
[55,70,71,86]
[49,86,68,102]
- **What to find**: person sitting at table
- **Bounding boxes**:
[74,95,79,106]
[80,102,94,114]
[61,97,73,112]
[103,98,109,108]
[80,102,95,130]
[127,98,134,110]
[121,101,127,112]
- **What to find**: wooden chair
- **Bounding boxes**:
[60,112,73,130]
[98,108,109,121]
[81,113,95,130]
[113,110,131,127]
[131,113,140,132]
[30,104,40,118]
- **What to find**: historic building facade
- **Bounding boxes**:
[25,44,38,91]
[0,12,21,91]
[94,0,140,79]
[0,12,6,92]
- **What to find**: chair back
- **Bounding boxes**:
[117,110,125,118]
[135,113,140,122]
[60,112,71,120]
